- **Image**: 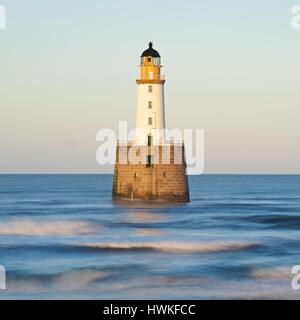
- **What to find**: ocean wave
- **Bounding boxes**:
[250,267,293,281]
[0,220,98,236]
[82,241,258,253]
[135,229,163,237]
[126,212,167,223]
[8,270,110,293]
[247,214,300,229]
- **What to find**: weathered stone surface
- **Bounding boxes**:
[112,144,190,202]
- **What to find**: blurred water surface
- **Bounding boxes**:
[0,174,299,299]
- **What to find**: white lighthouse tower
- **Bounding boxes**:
[112,42,189,202]
[135,42,165,145]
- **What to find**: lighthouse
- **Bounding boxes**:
[112,43,190,202]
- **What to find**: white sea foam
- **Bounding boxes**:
[83,241,257,253]
[52,270,109,289]
[0,220,97,236]
[8,270,109,293]
[250,267,293,281]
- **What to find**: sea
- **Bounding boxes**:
[0,174,299,299]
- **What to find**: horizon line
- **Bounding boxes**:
[0,173,299,176]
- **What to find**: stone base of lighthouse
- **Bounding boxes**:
[112,144,190,202]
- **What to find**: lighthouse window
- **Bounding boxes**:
[147,57,151,62]
[148,117,153,125]
[154,58,160,65]
[148,85,153,93]
[148,101,152,109]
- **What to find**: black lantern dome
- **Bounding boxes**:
[141,42,160,58]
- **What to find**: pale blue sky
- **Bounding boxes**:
[0,0,299,173]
